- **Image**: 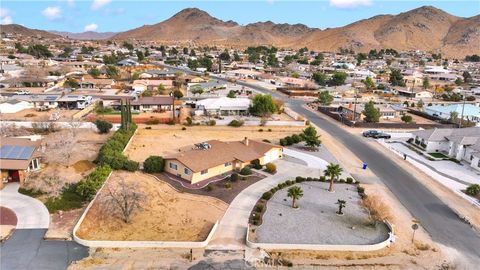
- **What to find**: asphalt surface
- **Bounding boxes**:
[168,66,480,264]
[0,229,88,270]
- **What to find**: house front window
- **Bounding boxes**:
[201,169,208,175]
[184,168,191,175]
[169,163,177,170]
[224,162,232,167]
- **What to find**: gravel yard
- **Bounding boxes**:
[256,182,389,245]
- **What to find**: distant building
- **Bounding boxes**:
[426,104,480,126]
[195,97,251,116]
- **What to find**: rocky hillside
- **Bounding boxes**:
[1,24,61,39]
[49,31,117,40]
[112,6,479,57]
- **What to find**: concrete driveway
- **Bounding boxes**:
[207,159,323,250]
[0,183,49,229]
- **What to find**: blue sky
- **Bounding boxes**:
[1,0,479,33]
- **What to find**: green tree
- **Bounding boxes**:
[64,78,79,89]
[401,114,413,123]
[455,77,463,85]
[183,47,189,55]
[336,199,346,215]
[463,71,472,83]
[329,72,347,86]
[219,51,230,61]
[227,90,236,98]
[312,72,328,86]
[449,111,459,123]
[157,84,165,95]
[417,99,424,109]
[466,184,480,196]
[301,126,321,149]
[287,186,303,208]
[324,163,343,192]
[233,52,241,61]
[389,69,406,86]
[422,77,430,90]
[136,50,145,62]
[122,42,134,51]
[95,120,113,133]
[362,76,375,90]
[106,65,120,79]
[362,101,380,123]
[318,91,334,105]
[88,68,101,78]
[173,90,183,99]
[249,94,277,117]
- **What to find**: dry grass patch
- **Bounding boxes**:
[76,171,227,241]
[125,125,304,162]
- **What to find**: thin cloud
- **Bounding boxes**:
[84,23,98,31]
[0,8,13,24]
[91,0,112,10]
[330,0,372,9]
[42,6,62,20]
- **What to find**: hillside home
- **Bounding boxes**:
[195,97,251,116]
[126,96,174,112]
[164,138,283,184]
[132,80,174,92]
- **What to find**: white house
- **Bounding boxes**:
[426,104,480,126]
[412,127,480,171]
[195,97,251,116]
[0,100,34,113]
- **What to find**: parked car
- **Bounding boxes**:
[15,90,30,95]
[362,130,391,139]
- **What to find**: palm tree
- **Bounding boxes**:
[336,199,346,215]
[324,163,343,192]
[287,186,303,208]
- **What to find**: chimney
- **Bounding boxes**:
[243,137,249,146]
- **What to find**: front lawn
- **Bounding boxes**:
[428,152,449,159]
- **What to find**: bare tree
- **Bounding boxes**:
[103,177,146,223]
[24,167,69,197]
[0,123,32,137]
[46,131,76,166]
[66,116,83,139]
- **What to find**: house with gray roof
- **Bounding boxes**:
[412,127,480,171]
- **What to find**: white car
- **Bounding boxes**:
[15,90,30,95]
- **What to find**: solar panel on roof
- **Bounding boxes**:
[0,145,35,160]
[46,96,57,100]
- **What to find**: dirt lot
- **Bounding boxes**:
[76,171,227,241]
[0,108,80,122]
[125,125,304,162]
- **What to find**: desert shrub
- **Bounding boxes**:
[251,159,262,170]
[44,184,85,213]
[95,120,113,133]
[166,119,175,125]
[123,160,139,171]
[262,191,273,200]
[143,156,165,173]
[206,185,214,191]
[145,118,160,125]
[184,117,193,126]
[240,167,252,175]
[357,186,365,194]
[230,173,239,182]
[346,177,354,184]
[262,139,271,143]
[182,126,187,130]
[361,195,392,223]
[268,128,272,132]
[319,176,326,182]
[228,119,244,127]
[207,120,216,126]
[255,204,264,212]
[258,128,264,132]
[407,138,414,143]
[279,138,287,146]
[296,176,305,183]
[224,181,232,189]
[338,178,346,183]
[265,163,276,173]
[285,136,294,146]
[466,184,480,196]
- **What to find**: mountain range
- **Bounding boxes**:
[2,6,479,57]
[49,31,118,40]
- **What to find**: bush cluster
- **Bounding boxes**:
[95,119,113,134]
[95,124,139,171]
[228,119,244,127]
[143,156,165,173]
[250,159,262,170]
[230,173,239,182]
[76,165,113,200]
[240,167,252,175]
[466,184,480,196]
[265,162,276,173]
[279,133,303,146]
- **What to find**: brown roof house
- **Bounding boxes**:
[0,137,42,188]
[164,138,283,184]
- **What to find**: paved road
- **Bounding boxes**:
[0,229,88,270]
[167,66,480,264]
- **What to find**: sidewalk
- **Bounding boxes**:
[380,141,480,207]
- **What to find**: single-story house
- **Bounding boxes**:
[225,69,262,79]
[339,103,401,120]
[132,80,174,92]
[11,95,59,109]
[57,95,93,109]
[426,104,480,126]
[195,97,251,116]
[117,59,139,67]
[395,88,433,99]
[79,77,115,89]
[128,96,174,112]
[187,80,227,93]
[138,70,177,79]
[411,127,480,171]
[164,138,283,184]
[0,137,42,187]
[0,99,34,113]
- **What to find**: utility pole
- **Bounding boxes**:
[459,95,466,128]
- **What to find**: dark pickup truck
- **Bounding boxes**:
[362,130,392,139]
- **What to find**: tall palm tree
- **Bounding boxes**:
[287,186,304,208]
[324,163,343,192]
[336,199,346,215]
